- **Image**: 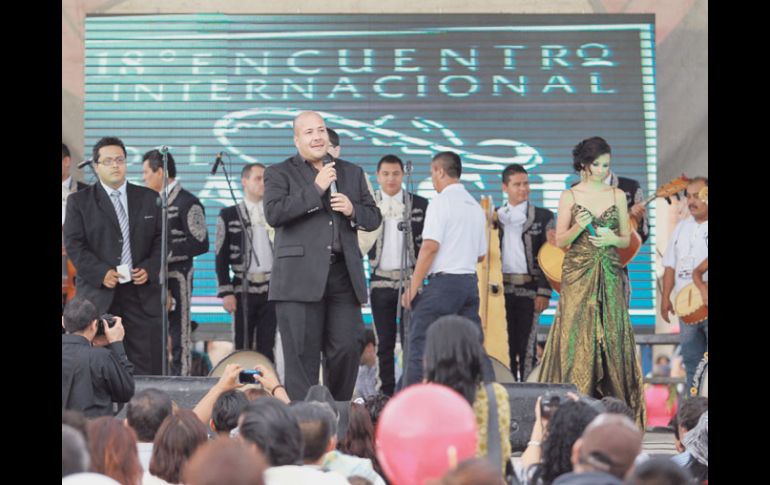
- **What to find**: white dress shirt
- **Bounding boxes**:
[378,190,405,271]
[498,201,529,274]
[421,183,487,275]
[662,216,708,295]
[244,199,273,273]
[101,180,129,221]
[62,177,72,225]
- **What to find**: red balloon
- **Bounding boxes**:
[375,383,478,485]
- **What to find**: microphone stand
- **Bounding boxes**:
[217,156,262,350]
[159,146,170,376]
[396,160,414,386]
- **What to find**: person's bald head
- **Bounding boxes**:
[293,111,329,163]
[571,414,642,480]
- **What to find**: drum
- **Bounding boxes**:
[674,283,708,325]
[690,352,708,397]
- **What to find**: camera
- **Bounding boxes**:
[238,369,262,384]
[540,391,563,420]
[95,313,117,336]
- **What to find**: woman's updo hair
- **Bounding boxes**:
[572,136,611,173]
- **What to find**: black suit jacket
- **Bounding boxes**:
[167,183,209,271]
[63,181,163,315]
[264,154,382,303]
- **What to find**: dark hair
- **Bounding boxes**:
[628,456,693,485]
[149,409,209,484]
[87,416,143,485]
[62,143,71,159]
[62,424,90,477]
[363,393,390,428]
[572,136,611,173]
[676,397,708,436]
[143,149,177,179]
[424,315,484,405]
[327,128,340,147]
[62,296,99,334]
[92,136,127,165]
[62,409,89,446]
[432,151,462,179]
[241,162,266,179]
[531,400,600,485]
[183,439,267,485]
[126,388,174,442]
[377,154,403,172]
[502,164,528,185]
[600,397,635,422]
[212,390,249,433]
[341,402,383,478]
[239,397,304,466]
[291,401,336,463]
[363,328,376,347]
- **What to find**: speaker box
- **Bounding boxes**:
[502,382,578,452]
[115,376,219,419]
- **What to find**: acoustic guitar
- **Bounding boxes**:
[674,283,708,325]
[538,176,691,293]
[62,225,77,305]
[476,196,510,369]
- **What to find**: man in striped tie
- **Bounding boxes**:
[64,136,164,375]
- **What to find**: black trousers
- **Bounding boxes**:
[109,283,162,375]
[234,290,277,363]
[168,266,194,376]
[370,287,404,396]
[504,292,535,381]
[276,260,366,401]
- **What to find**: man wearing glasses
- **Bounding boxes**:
[64,136,164,375]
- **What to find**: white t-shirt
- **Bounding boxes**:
[662,216,708,295]
[421,183,487,275]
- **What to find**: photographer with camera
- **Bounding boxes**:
[62,296,135,417]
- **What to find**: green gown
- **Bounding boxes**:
[539,202,646,427]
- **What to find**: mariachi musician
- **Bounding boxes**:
[493,164,555,381]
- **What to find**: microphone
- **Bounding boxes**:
[322,154,337,194]
[405,160,413,174]
[210,152,224,175]
[77,159,93,169]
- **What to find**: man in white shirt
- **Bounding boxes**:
[215,163,277,361]
[661,177,708,392]
[496,164,555,381]
[400,151,490,387]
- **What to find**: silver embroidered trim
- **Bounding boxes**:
[215,216,225,255]
[188,204,207,242]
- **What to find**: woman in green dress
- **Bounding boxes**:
[538,137,646,427]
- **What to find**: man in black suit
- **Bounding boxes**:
[142,149,209,376]
[64,136,163,375]
[264,111,382,401]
